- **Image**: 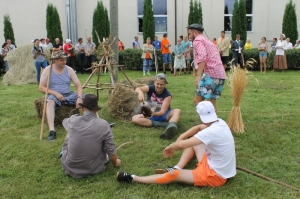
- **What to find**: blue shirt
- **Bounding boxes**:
[147,84,171,111]
[174,44,185,55]
[181,40,191,51]
[152,40,161,50]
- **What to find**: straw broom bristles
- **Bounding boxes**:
[227,65,249,133]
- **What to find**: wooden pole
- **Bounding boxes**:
[39,59,54,140]
[237,166,300,191]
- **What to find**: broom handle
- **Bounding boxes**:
[237,166,300,191]
[39,56,53,140]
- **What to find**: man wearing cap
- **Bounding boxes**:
[132,73,181,139]
[39,51,83,141]
[64,39,76,71]
[60,94,121,178]
[187,24,226,112]
[116,101,236,187]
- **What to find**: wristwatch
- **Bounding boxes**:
[77,96,84,99]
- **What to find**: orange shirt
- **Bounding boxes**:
[118,41,124,51]
[145,44,151,58]
[213,41,217,45]
[161,37,170,54]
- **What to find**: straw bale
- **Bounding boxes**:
[135,76,155,85]
[107,84,141,120]
[119,78,144,89]
[2,44,51,85]
[34,97,79,124]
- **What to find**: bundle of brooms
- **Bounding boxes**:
[227,66,249,133]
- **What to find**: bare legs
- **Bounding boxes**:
[132,145,205,185]
[194,96,217,113]
[260,56,267,73]
[131,109,181,127]
[46,100,55,131]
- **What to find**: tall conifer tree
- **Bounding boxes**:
[282,0,298,44]
[3,15,16,45]
[142,0,155,43]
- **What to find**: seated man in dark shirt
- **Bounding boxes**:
[52,38,63,52]
[132,73,181,139]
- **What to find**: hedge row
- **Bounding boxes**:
[74,48,300,71]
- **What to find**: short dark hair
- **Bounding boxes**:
[40,38,45,41]
[221,31,225,34]
[78,38,83,42]
[34,39,39,43]
[163,33,168,37]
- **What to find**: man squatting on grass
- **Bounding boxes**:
[117,101,236,187]
[132,73,181,140]
[39,51,83,141]
[60,94,121,178]
[188,24,227,112]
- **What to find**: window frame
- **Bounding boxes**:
[224,0,254,33]
[137,0,168,34]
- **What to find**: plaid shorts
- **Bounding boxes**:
[196,73,225,99]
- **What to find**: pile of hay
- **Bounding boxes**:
[119,78,144,89]
[135,76,155,85]
[107,84,141,120]
[2,44,51,85]
[34,97,79,124]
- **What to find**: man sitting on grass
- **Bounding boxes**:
[117,101,236,187]
[132,73,181,139]
[60,94,121,178]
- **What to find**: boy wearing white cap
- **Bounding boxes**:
[117,101,236,187]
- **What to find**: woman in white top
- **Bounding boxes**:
[272,34,287,72]
[284,38,293,50]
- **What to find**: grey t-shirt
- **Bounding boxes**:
[61,111,117,178]
[31,46,46,62]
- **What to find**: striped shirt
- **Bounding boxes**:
[193,34,226,79]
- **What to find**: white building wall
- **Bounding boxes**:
[1,0,300,51]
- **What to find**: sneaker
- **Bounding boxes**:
[160,123,178,140]
[147,72,151,76]
[47,130,56,141]
[116,171,133,183]
[155,167,177,174]
[143,72,146,77]
[163,71,166,74]
[170,70,173,74]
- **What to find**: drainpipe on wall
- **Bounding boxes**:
[71,0,78,43]
[175,0,177,43]
[65,0,71,40]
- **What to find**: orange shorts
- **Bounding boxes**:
[192,154,227,187]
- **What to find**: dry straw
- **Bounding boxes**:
[227,66,249,133]
[2,44,51,85]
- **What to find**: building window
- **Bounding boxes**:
[137,0,167,33]
[224,0,253,31]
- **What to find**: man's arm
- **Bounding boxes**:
[135,85,149,102]
[194,62,205,88]
[68,67,83,108]
[104,127,121,167]
[163,137,202,158]
[176,124,208,141]
[152,96,171,117]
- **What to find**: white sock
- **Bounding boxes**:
[131,175,136,179]
[173,165,181,170]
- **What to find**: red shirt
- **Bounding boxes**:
[193,34,226,79]
[64,43,74,57]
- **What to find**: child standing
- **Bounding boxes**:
[141,37,154,76]
[173,39,186,76]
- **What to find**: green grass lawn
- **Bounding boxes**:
[0,70,300,199]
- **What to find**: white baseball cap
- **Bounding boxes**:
[196,101,218,123]
[66,39,71,43]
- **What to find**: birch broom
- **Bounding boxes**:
[227,66,249,133]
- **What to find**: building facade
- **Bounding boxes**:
[0,0,300,51]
